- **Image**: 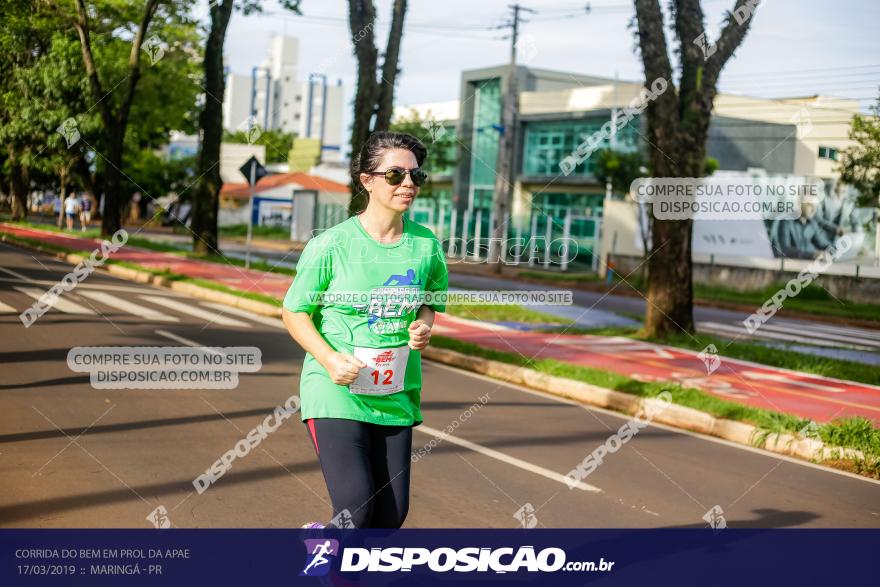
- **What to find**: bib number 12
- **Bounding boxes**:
[371,369,394,385]
[350,345,408,395]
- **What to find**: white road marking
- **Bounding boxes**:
[201,302,284,329]
[140,296,250,328]
[0,299,16,313]
[549,336,677,359]
[80,291,179,322]
[415,424,602,493]
[154,330,223,356]
[14,287,95,315]
[0,276,170,295]
[753,322,880,349]
[741,370,846,393]
[775,320,880,342]
[697,321,876,351]
[0,266,36,283]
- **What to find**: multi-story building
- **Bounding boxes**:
[223,36,345,163]
[394,64,875,266]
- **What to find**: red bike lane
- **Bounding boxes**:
[434,313,880,427]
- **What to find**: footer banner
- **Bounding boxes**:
[2,529,876,585]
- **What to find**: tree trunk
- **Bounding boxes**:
[7,147,28,221]
[347,0,379,214]
[192,0,234,255]
[100,128,124,235]
[57,171,68,229]
[634,0,756,337]
[373,0,407,131]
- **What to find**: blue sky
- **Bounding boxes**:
[218,0,878,111]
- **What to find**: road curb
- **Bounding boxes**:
[422,345,867,466]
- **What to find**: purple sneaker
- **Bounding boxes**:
[301,522,326,529]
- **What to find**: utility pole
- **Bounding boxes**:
[489,4,534,273]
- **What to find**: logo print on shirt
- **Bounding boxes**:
[383,268,421,286]
[354,268,421,335]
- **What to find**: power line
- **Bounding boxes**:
[721,64,880,79]
[722,74,880,88]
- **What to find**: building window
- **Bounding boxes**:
[522,118,640,177]
[294,113,300,120]
[295,95,302,102]
[818,146,839,160]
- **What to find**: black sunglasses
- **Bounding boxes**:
[366,167,428,187]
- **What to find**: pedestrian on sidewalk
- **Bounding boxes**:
[79,194,92,231]
[63,193,80,231]
[282,131,448,529]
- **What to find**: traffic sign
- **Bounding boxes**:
[239,156,267,186]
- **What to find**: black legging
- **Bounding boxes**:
[305,418,413,529]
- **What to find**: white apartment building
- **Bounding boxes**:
[223,36,345,162]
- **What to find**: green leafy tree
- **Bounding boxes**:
[2,2,201,228]
[223,128,296,164]
[0,2,83,220]
[122,150,196,206]
[390,108,457,200]
[593,149,648,197]
[838,95,880,207]
[71,0,167,235]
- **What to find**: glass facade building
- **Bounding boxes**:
[522,118,641,177]
[468,78,502,210]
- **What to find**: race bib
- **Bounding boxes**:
[349,345,410,395]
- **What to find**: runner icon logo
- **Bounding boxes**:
[384,269,420,286]
[300,539,340,577]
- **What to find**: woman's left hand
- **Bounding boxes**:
[408,319,432,350]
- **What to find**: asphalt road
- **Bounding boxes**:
[1,242,878,529]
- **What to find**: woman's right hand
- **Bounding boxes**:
[321,352,367,386]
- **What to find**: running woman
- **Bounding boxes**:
[282,131,448,529]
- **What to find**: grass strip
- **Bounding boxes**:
[431,334,879,477]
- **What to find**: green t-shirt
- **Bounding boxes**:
[283,215,449,426]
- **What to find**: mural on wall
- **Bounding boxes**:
[767,182,874,260]
[632,179,877,262]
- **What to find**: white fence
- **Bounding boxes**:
[313,200,602,272]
